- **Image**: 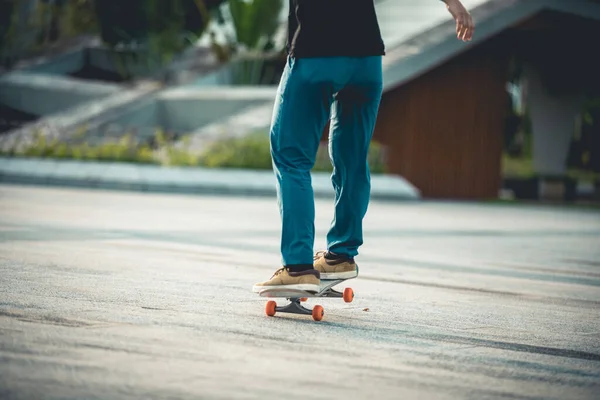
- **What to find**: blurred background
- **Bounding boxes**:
[0,0,599,203]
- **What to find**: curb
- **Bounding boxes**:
[0,157,422,201]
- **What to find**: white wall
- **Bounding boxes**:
[523,63,584,177]
[0,72,120,116]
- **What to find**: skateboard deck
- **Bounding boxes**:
[258,278,351,299]
[257,272,358,322]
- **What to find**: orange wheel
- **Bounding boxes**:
[265,300,277,317]
[312,305,324,321]
[300,297,308,302]
[343,287,354,303]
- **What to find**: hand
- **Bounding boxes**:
[445,0,475,42]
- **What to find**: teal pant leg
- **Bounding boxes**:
[270,57,351,266]
[326,56,383,257]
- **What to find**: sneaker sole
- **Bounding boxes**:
[252,283,320,294]
[320,270,358,280]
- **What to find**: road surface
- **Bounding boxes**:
[1,184,599,399]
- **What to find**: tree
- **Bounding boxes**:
[0,0,17,67]
[0,0,227,72]
[94,0,226,62]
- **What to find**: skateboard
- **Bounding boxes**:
[257,270,357,322]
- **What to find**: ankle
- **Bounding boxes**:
[325,251,352,261]
[286,263,314,273]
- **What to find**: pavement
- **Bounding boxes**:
[0,157,421,201]
[1,184,599,400]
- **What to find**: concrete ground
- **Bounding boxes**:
[0,184,599,400]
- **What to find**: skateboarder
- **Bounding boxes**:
[253,0,475,293]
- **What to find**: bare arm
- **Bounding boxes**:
[441,0,475,42]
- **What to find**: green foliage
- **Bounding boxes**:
[227,0,282,51]
[28,0,99,48]
[199,132,273,169]
[93,0,222,69]
[502,153,534,179]
[62,0,100,38]
[313,141,387,174]
[1,129,388,174]
[193,131,387,173]
[0,0,34,68]
[12,130,154,163]
[503,153,600,183]
[0,0,16,53]
[93,1,148,46]
[94,0,217,47]
[582,96,600,126]
[0,0,226,72]
[211,0,285,84]
[568,94,600,173]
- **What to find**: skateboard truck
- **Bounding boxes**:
[273,298,313,315]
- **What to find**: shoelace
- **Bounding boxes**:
[313,251,327,260]
[270,267,285,279]
[270,253,326,277]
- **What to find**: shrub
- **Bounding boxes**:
[199,131,387,173]
[199,132,273,169]
[0,129,388,174]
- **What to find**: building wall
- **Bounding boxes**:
[373,40,511,199]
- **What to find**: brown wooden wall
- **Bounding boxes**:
[372,40,511,199]
[317,11,599,199]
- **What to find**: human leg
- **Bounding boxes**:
[314,56,383,278]
[253,56,350,292]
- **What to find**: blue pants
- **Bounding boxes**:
[269,56,383,266]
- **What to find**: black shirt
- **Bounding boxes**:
[287,0,385,58]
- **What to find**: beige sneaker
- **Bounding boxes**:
[313,251,358,280]
[252,267,320,293]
